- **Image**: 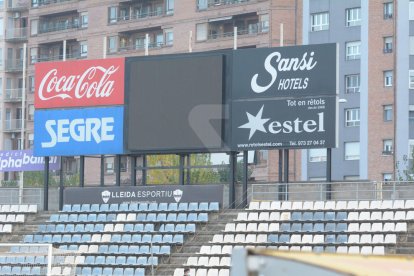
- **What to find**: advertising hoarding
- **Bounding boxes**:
[34,106,124,156]
[35,58,125,109]
[0,150,60,172]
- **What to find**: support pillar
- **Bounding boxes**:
[130,156,136,186]
[242,151,248,208]
[43,156,49,211]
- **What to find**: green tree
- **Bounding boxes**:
[218,160,253,183]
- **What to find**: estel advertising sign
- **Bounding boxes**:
[34,106,124,156]
[35,58,125,109]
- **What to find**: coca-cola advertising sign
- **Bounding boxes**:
[35,58,125,108]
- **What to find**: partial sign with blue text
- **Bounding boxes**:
[34,106,124,156]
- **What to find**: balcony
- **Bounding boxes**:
[4,89,23,102]
[31,0,76,8]
[39,19,80,34]
[5,27,28,42]
[5,59,24,72]
[108,0,173,24]
[197,0,252,11]
[6,0,29,11]
[207,22,267,41]
[4,119,23,132]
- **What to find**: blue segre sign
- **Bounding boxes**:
[34,106,124,156]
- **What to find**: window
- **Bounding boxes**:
[80,41,87,57]
[196,23,207,41]
[108,6,118,23]
[28,105,34,121]
[410,1,414,20]
[197,0,207,10]
[383,173,393,181]
[383,37,393,53]
[346,41,360,60]
[383,139,393,155]
[164,29,173,46]
[346,7,361,26]
[410,37,414,55]
[166,0,174,14]
[345,74,360,93]
[30,19,38,36]
[311,12,329,31]
[28,134,34,149]
[383,105,393,121]
[105,159,114,174]
[29,76,35,93]
[31,0,38,7]
[384,70,393,87]
[345,142,360,160]
[80,12,88,28]
[345,108,360,127]
[409,70,414,89]
[108,36,117,53]
[384,2,393,19]
[308,148,327,162]
[260,14,269,33]
[0,18,3,38]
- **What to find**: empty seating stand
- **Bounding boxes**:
[0,204,37,234]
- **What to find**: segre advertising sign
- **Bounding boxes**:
[34,106,124,156]
[35,58,125,109]
[0,150,60,172]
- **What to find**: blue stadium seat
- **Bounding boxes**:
[302,223,312,232]
[109,245,119,254]
[81,234,91,243]
[49,214,59,222]
[160,245,171,255]
[33,234,42,243]
[68,244,78,251]
[148,256,158,265]
[173,234,184,244]
[292,223,301,231]
[38,224,47,232]
[313,246,324,253]
[132,234,142,243]
[72,204,81,212]
[11,266,21,275]
[325,234,336,243]
[100,204,109,212]
[46,224,55,232]
[91,214,101,222]
[199,202,209,211]
[128,245,140,255]
[151,246,160,254]
[109,204,119,212]
[10,246,20,253]
[119,245,129,254]
[65,224,75,232]
[337,235,348,243]
[113,268,123,276]
[152,234,163,244]
[279,234,290,243]
[111,234,122,243]
[336,223,347,232]
[74,224,85,232]
[16,256,25,264]
[90,204,100,212]
[168,203,178,211]
[106,256,116,265]
[1,266,11,274]
[26,256,35,263]
[186,224,196,233]
[94,224,104,232]
[167,213,177,222]
[326,223,335,232]
[59,214,69,222]
[95,255,105,265]
[81,267,92,276]
[6,256,15,264]
[210,202,219,211]
[55,224,65,232]
[148,203,158,211]
[189,202,198,211]
[325,212,335,221]
[313,212,324,221]
[127,256,137,265]
[325,246,336,253]
[21,266,31,275]
[119,203,129,212]
[107,214,116,221]
[99,245,108,253]
[135,268,146,276]
[198,213,208,222]
[62,205,71,212]
[165,224,175,232]
[158,203,168,211]
[134,224,144,232]
[302,212,312,220]
[35,256,45,264]
[92,267,102,276]
[146,213,157,222]
[177,213,187,222]
[52,234,62,243]
[157,213,167,222]
[175,224,185,232]
[145,224,154,232]
[314,223,324,232]
[78,214,88,222]
[116,256,126,265]
[137,213,146,221]
[137,256,147,265]
[280,223,290,231]
[71,234,81,243]
[291,212,302,220]
[84,223,94,232]
[24,235,33,243]
[124,224,134,232]
[129,203,139,211]
[336,212,347,221]
[102,267,113,276]
[80,204,91,212]
[139,203,149,211]
[139,245,150,254]
[85,256,95,264]
[178,203,189,211]
[124,268,134,275]
[42,235,52,243]
[122,234,132,243]
[142,234,152,243]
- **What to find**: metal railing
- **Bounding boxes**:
[32,52,83,63]
[4,88,23,102]
[207,23,268,40]
[197,0,251,10]
[32,0,75,8]
[110,8,172,24]
[251,181,414,202]
[5,59,24,72]
[4,119,23,131]
[39,21,80,34]
[5,27,28,40]
[117,41,171,53]
[6,0,29,11]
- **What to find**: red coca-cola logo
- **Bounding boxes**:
[35,58,125,108]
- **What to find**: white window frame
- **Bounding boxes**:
[409,70,414,89]
[383,36,393,53]
[344,142,360,161]
[164,29,173,46]
[410,2,414,20]
[384,2,393,19]
[80,41,87,57]
[80,12,88,28]
[345,74,360,93]
[308,148,327,162]
[196,23,208,41]
[383,173,393,181]
[383,105,393,121]
[384,70,393,87]
[346,41,361,60]
[346,7,361,27]
[310,12,329,32]
[345,108,360,127]
[383,139,393,155]
[108,36,117,53]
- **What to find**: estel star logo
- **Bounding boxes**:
[238,105,270,140]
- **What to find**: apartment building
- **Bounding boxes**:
[302,0,413,182]
[18,0,301,186]
[0,0,29,183]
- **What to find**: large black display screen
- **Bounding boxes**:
[126,54,224,152]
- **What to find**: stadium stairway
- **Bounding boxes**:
[155,209,240,275]
[396,227,414,254]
